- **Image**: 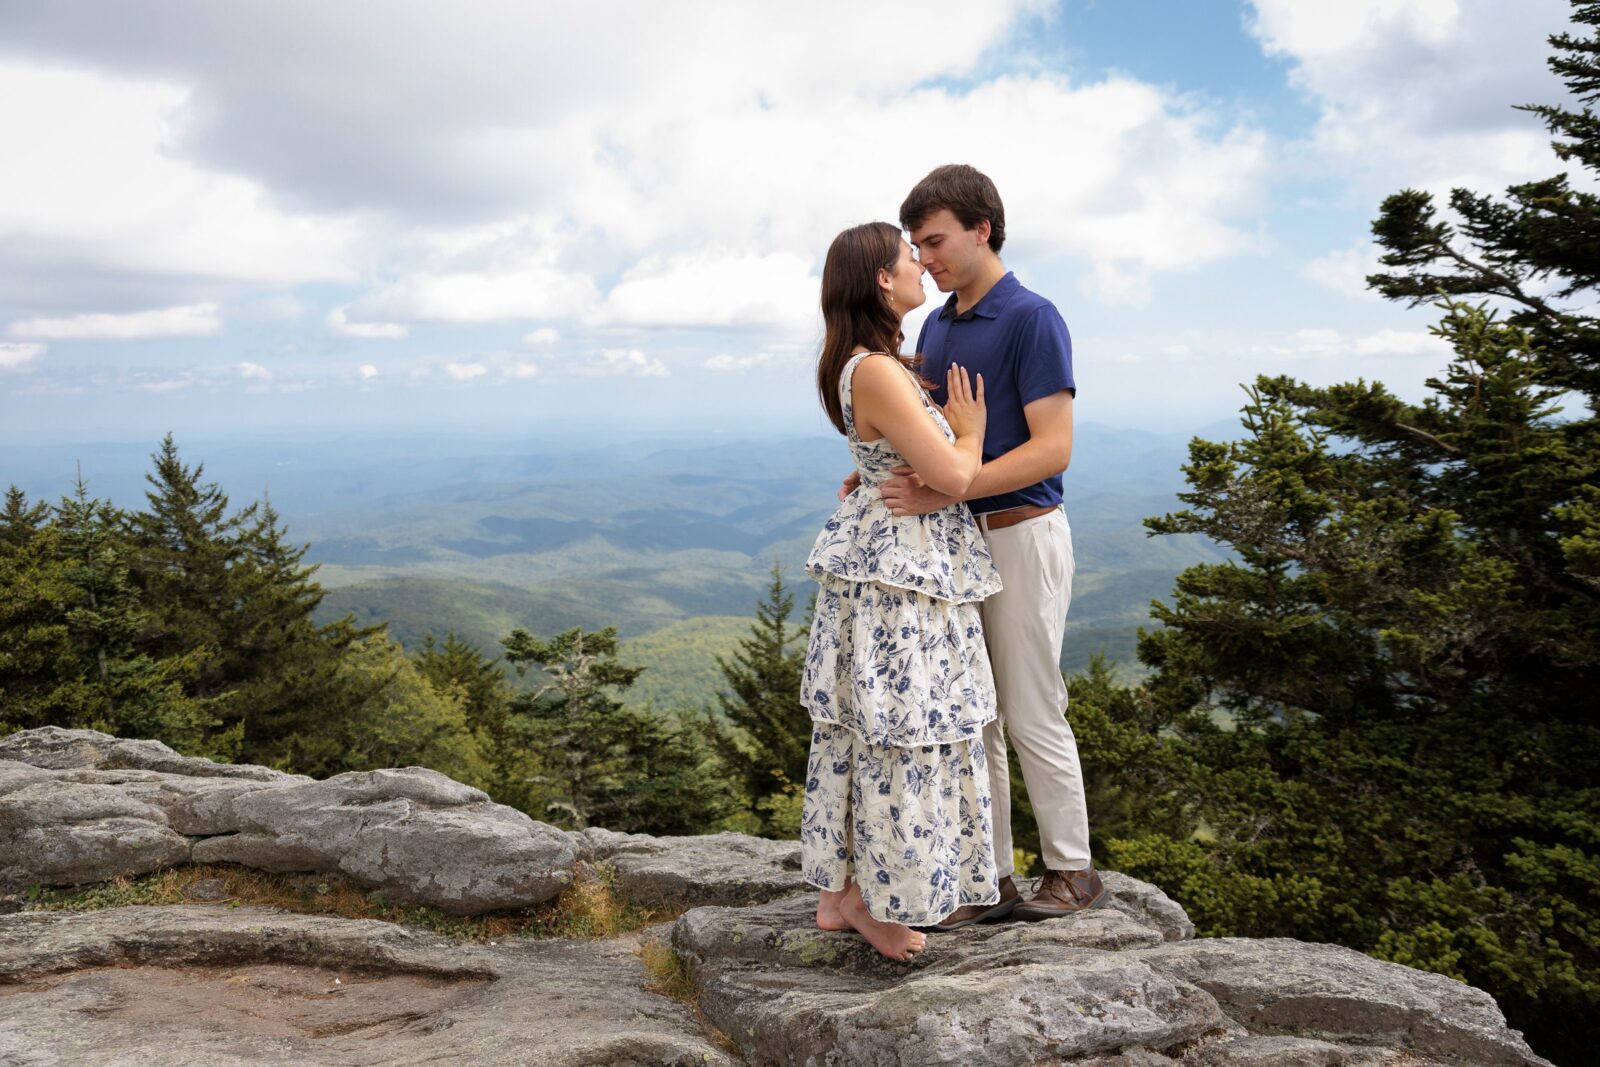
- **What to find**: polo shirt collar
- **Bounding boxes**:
[937,270,1019,321]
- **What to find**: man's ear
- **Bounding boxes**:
[972,218,992,246]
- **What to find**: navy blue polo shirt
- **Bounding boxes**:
[916,271,1075,515]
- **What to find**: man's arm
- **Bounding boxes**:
[880,390,1073,516]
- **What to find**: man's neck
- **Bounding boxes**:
[954,258,1008,316]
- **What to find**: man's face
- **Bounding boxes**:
[909,208,987,294]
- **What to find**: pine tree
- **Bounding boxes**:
[122,435,383,769]
[328,632,490,786]
[53,473,217,749]
[414,631,529,807]
[704,564,810,835]
[1367,1,1600,399]
[1080,12,1600,1059]
[0,519,74,734]
[0,476,214,751]
[502,625,732,833]
[124,433,253,751]
[231,493,385,772]
[0,486,49,553]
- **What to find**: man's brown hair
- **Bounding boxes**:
[899,164,1006,253]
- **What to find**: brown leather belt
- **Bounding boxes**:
[977,503,1058,530]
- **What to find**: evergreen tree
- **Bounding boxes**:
[414,631,530,808]
[704,564,810,835]
[0,519,74,734]
[231,493,385,771]
[53,474,216,749]
[0,486,49,553]
[123,433,254,752]
[502,625,732,833]
[1079,12,1600,1058]
[327,632,490,786]
[123,436,382,768]
[415,630,512,732]
[0,477,214,751]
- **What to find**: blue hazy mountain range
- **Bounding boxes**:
[3,420,1236,694]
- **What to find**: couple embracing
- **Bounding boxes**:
[800,164,1102,961]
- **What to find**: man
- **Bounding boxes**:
[857,163,1104,926]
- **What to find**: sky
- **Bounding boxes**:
[0,0,1583,445]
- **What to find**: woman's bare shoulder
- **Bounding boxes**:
[850,353,918,395]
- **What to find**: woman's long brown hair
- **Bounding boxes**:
[816,221,921,435]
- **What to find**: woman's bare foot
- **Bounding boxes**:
[817,882,851,931]
[840,883,926,961]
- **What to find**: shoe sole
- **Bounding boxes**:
[924,894,1020,932]
[1010,885,1109,923]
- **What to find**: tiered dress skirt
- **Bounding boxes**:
[799,483,1004,925]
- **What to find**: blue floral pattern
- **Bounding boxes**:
[805,355,1002,605]
[801,723,999,926]
[799,351,1001,925]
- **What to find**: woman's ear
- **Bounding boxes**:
[878,268,894,295]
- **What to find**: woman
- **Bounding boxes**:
[800,221,1003,961]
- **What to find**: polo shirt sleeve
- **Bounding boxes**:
[1014,304,1075,402]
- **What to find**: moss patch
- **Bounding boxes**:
[19,861,672,942]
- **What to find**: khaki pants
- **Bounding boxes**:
[976,506,1091,875]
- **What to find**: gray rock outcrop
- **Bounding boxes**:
[570,826,806,908]
[0,727,1554,1066]
[0,727,573,914]
[0,904,735,1067]
[671,888,1550,1066]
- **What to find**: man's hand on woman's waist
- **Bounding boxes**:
[881,468,956,517]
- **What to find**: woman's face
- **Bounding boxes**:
[882,240,927,315]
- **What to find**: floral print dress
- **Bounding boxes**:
[799,351,1003,926]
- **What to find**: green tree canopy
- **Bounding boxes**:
[502,625,734,834]
[704,564,810,836]
[1090,10,1600,1060]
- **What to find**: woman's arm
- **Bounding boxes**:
[878,390,1073,516]
[850,355,985,498]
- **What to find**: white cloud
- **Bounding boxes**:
[0,2,1040,220]
[8,303,221,340]
[1255,327,1448,360]
[504,361,541,379]
[600,251,820,330]
[358,363,380,379]
[1161,344,1191,357]
[327,306,409,339]
[0,342,45,370]
[0,62,359,311]
[1,5,1273,338]
[522,327,559,345]
[131,372,196,393]
[1247,0,1575,195]
[444,361,487,381]
[706,352,779,373]
[1304,241,1384,300]
[1351,328,1448,356]
[238,361,271,380]
[581,348,668,378]
[239,295,307,321]
[350,220,601,323]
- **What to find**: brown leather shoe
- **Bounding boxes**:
[1012,867,1107,921]
[923,875,1019,931]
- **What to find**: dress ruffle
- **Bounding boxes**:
[801,577,996,748]
[804,479,1003,605]
[800,722,1000,926]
